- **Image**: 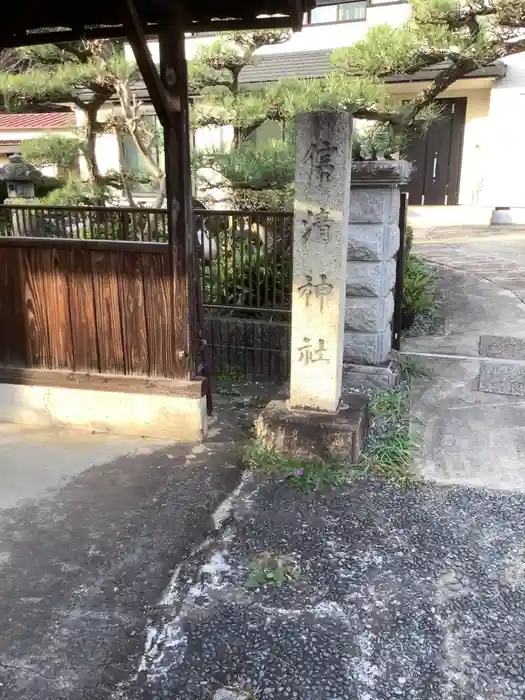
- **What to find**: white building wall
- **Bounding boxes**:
[76,108,121,179]
[125,2,412,62]
[457,89,491,206]
[389,81,493,206]
[482,52,525,208]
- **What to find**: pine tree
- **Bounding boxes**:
[332,0,525,129]
[0,41,165,205]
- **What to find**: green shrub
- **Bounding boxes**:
[402,255,434,316]
[203,230,290,310]
[39,180,113,206]
[405,224,414,258]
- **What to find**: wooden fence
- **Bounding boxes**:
[0,204,294,382]
[0,238,182,378]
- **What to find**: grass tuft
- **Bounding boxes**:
[244,551,301,590]
[364,386,419,487]
[392,351,435,380]
[361,425,419,487]
[244,440,352,493]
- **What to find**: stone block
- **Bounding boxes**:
[479,335,525,361]
[347,223,400,262]
[351,160,412,188]
[346,259,396,298]
[345,292,394,333]
[343,362,400,391]
[478,360,525,397]
[0,382,208,441]
[344,327,392,365]
[256,395,369,463]
[349,187,400,225]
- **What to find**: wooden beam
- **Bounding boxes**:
[0,15,297,49]
[159,10,200,380]
[0,367,207,397]
[121,0,172,129]
[288,0,303,31]
[0,237,166,253]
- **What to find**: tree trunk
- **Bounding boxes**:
[84,105,103,186]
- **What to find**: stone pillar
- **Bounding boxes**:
[256,111,369,463]
[289,111,353,413]
[344,160,411,390]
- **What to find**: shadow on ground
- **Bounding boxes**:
[0,380,281,699]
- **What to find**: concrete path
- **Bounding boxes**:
[0,401,251,699]
[405,225,525,490]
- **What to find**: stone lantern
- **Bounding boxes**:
[0,153,42,201]
[0,154,44,236]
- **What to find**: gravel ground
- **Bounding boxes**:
[119,475,525,700]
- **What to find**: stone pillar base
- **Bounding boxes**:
[255,395,369,463]
[343,361,399,391]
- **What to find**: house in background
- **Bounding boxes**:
[117,0,525,218]
[0,112,77,177]
[5,1,524,219]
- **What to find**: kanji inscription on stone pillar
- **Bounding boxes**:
[289,111,353,412]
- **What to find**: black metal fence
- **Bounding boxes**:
[0,203,294,381]
[197,209,293,381]
[392,192,409,352]
[0,203,168,241]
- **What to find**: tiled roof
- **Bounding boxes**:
[241,49,333,83]
[0,112,75,131]
[240,50,507,84]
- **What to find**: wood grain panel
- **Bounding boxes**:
[142,251,174,377]
[117,251,149,375]
[0,247,26,366]
[91,251,125,373]
[45,249,74,369]
[19,248,52,368]
[68,249,99,372]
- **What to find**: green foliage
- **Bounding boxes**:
[332,24,423,78]
[37,175,66,198]
[362,425,419,487]
[403,255,435,315]
[217,140,295,190]
[230,186,293,211]
[39,180,113,206]
[21,134,82,171]
[405,224,414,258]
[369,389,409,424]
[189,30,290,93]
[194,140,295,209]
[393,351,435,379]
[245,552,301,589]
[203,230,291,309]
[244,439,352,493]
[363,388,419,487]
[352,124,407,160]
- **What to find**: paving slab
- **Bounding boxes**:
[479,334,525,360]
[410,357,525,490]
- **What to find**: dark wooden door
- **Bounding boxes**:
[404,98,467,206]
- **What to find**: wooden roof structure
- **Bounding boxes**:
[1,0,315,48]
[0,0,314,388]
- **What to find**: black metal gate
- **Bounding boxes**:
[198,209,293,381]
